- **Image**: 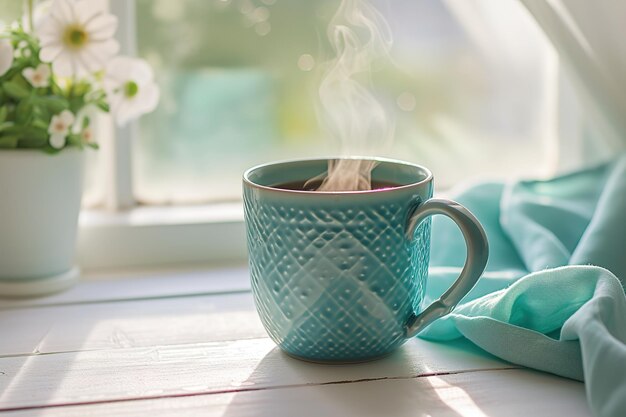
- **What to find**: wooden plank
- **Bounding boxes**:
[0,293,266,357]
[0,271,529,358]
[0,369,590,417]
[0,338,512,411]
[0,266,516,310]
[0,266,251,310]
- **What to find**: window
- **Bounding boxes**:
[2,0,575,269]
[128,0,558,205]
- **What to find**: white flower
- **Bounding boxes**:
[105,56,160,126]
[23,64,51,88]
[0,39,14,77]
[36,0,119,77]
[48,110,75,149]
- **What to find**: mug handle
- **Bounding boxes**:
[404,198,489,338]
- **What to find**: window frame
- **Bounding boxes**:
[81,0,578,273]
[79,0,248,273]
[105,0,137,211]
[78,203,247,271]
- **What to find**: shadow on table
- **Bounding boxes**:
[221,345,468,417]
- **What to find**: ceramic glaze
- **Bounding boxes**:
[243,158,488,362]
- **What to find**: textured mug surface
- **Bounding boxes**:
[243,158,487,363]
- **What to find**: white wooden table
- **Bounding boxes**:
[0,267,592,416]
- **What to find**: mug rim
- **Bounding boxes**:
[243,156,433,195]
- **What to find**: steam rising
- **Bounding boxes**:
[314,0,394,191]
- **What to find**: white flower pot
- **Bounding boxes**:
[0,149,84,297]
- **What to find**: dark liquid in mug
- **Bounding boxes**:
[273,179,402,191]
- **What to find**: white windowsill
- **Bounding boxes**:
[75,183,459,274]
[78,202,248,272]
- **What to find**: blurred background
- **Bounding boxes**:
[2,0,583,205]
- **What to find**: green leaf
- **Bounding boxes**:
[86,142,99,150]
[32,118,48,130]
[0,122,14,133]
[96,100,110,112]
[51,82,63,96]
[18,137,47,148]
[2,81,30,99]
[4,124,48,142]
[82,115,90,129]
[15,100,33,124]
[0,135,18,148]
[73,82,90,96]
[66,134,84,149]
[0,106,7,124]
[69,97,86,114]
[19,126,48,141]
[35,105,50,122]
[37,96,69,113]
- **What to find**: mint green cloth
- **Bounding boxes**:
[421,155,626,417]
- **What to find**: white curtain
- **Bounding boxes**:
[442,0,560,176]
[445,0,625,172]
[521,0,626,163]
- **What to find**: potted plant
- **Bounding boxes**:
[0,0,159,297]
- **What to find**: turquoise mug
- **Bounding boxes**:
[243,158,488,363]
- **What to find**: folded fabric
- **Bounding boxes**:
[420,154,626,417]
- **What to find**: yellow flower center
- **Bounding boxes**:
[63,25,88,48]
[124,81,139,98]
